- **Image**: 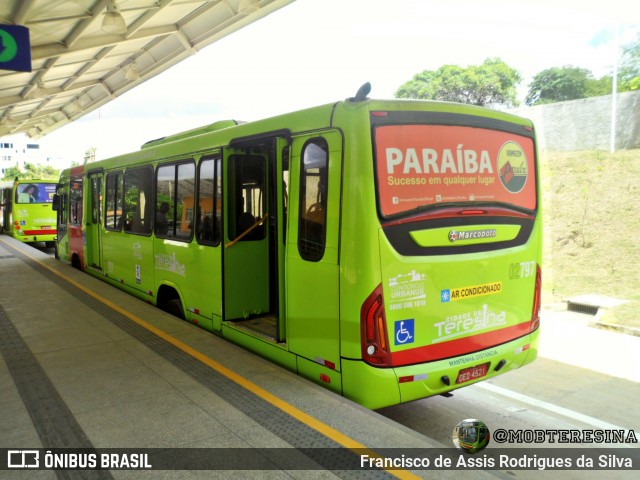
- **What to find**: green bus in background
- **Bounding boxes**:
[456,419,491,453]
[55,88,541,409]
[1,178,57,247]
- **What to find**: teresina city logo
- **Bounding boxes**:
[449,228,497,243]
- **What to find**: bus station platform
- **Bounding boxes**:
[0,236,502,479]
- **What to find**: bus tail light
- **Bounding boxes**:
[361,284,391,366]
[530,265,542,332]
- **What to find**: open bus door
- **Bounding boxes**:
[285,131,342,389]
[54,181,68,260]
[222,134,289,342]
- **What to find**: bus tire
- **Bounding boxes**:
[71,254,82,271]
[165,298,185,320]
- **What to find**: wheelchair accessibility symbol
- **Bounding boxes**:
[394,319,415,345]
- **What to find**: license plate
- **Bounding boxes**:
[41,226,51,229]
[456,363,489,384]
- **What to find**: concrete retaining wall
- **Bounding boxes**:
[512,90,640,151]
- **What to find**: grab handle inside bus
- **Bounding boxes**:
[225,213,269,248]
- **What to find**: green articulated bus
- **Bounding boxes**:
[55,89,541,409]
[1,178,57,247]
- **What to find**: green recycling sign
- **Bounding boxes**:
[0,24,31,72]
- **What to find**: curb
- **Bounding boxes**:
[590,310,640,338]
[562,295,640,338]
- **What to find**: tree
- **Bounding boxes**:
[395,58,522,108]
[1,166,23,181]
[586,75,613,98]
[525,66,597,106]
[1,163,59,181]
[619,33,640,91]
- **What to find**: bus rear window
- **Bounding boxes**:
[374,124,536,218]
[15,182,56,204]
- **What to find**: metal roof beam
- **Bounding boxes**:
[0,78,112,109]
[61,48,113,91]
[31,25,178,60]
[0,0,297,138]
[11,0,36,24]
[125,0,179,37]
[65,0,110,48]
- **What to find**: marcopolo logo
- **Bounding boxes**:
[449,229,497,243]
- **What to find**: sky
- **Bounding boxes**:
[33,0,639,166]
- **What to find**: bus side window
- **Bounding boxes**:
[56,184,68,228]
[155,161,195,241]
[298,138,328,261]
[198,155,222,246]
[105,172,123,231]
[282,146,289,244]
[69,180,83,225]
[90,177,101,223]
[228,154,265,242]
[123,167,153,234]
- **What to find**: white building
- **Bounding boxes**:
[0,134,64,176]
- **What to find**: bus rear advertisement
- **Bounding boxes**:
[1,179,57,247]
[54,92,541,409]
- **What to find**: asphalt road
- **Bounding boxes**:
[378,307,640,479]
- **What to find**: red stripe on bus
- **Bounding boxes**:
[389,322,531,366]
[23,230,56,235]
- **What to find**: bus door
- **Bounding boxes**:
[285,131,342,383]
[54,182,68,258]
[222,134,289,342]
[1,186,10,232]
[86,171,103,270]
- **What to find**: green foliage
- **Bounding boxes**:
[1,162,59,181]
[2,166,23,181]
[619,32,640,92]
[525,66,595,106]
[395,58,522,108]
[586,75,613,97]
[526,33,640,105]
[397,32,640,109]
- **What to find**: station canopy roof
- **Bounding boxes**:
[0,0,295,139]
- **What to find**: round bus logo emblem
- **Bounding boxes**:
[497,141,528,194]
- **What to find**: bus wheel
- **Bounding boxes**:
[71,254,82,271]
[164,298,185,320]
[45,241,55,249]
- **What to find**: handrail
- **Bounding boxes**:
[224,213,269,248]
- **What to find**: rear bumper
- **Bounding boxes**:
[342,329,538,409]
[14,233,57,243]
